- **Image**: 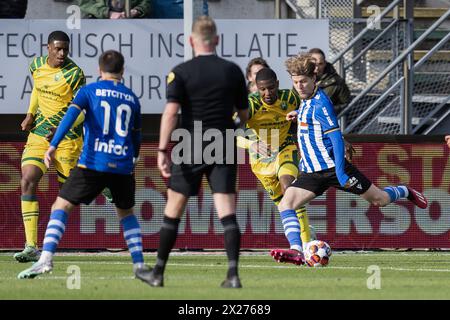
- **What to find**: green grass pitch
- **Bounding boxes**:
[1,251,450,300]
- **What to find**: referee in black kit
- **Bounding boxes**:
[145,16,249,288]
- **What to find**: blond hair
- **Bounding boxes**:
[285,53,316,78]
[192,15,217,45]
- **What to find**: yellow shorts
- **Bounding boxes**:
[21,133,82,183]
[250,144,299,204]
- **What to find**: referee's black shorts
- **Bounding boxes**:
[169,162,237,197]
[59,167,135,209]
[291,161,372,196]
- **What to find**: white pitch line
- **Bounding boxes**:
[2,264,450,281]
[6,261,450,273]
[2,252,450,257]
[0,276,135,280]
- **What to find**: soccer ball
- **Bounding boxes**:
[304,240,332,267]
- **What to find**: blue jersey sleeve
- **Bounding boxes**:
[72,86,90,110]
[327,130,349,186]
[316,92,348,186]
[50,106,82,148]
[132,98,142,159]
[314,96,340,134]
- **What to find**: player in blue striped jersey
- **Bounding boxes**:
[17,50,154,285]
[275,54,428,261]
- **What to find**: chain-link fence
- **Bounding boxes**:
[412,35,450,134]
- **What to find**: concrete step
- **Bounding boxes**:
[366,50,450,62]
[361,7,449,19]
[414,29,450,41]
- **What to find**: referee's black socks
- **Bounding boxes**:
[220,214,241,279]
[154,215,180,276]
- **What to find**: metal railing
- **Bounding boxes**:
[330,0,403,78]
[283,0,450,134]
[339,7,450,134]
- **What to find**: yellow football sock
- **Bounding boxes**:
[21,195,39,248]
[296,206,311,245]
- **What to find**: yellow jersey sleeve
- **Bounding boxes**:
[64,67,86,95]
[27,88,39,115]
[236,136,253,149]
[29,56,46,75]
[71,68,86,94]
[248,93,262,120]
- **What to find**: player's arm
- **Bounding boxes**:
[27,87,39,115]
[158,102,180,178]
[45,88,88,168]
[234,65,249,125]
[44,105,82,168]
[132,100,142,164]
[22,59,41,131]
[325,128,348,187]
[158,68,185,177]
[286,110,299,122]
[236,135,252,149]
[317,102,349,187]
[235,93,255,150]
[131,0,150,17]
[21,88,39,131]
[236,93,273,156]
[285,90,301,122]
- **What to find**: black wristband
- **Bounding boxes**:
[158,149,168,153]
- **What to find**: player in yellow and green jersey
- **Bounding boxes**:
[237,68,314,265]
[14,31,86,263]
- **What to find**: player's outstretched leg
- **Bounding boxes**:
[270,209,305,265]
[406,186,428,209]
[18,208,68,279]
[270,249,305,265]
[382,185,428,209]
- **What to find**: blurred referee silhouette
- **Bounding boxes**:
[145,16,249,288]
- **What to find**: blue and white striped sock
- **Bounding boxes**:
[41,209,68,262]
[384,186,409,203]
[121,215,144,269]
[280,209,302,252]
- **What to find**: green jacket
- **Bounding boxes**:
[317,62,351,115]
[78,0,150,18]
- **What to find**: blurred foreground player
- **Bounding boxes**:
[273,54,428,264]
[146,16,248,288]
[18,50,154,285]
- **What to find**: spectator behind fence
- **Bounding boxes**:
[77,0,150,19]
[151,0,183,18]
[245,57,269,94]
[308,48,351,115]
[307,48,354,162]
[0,0,28,18]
